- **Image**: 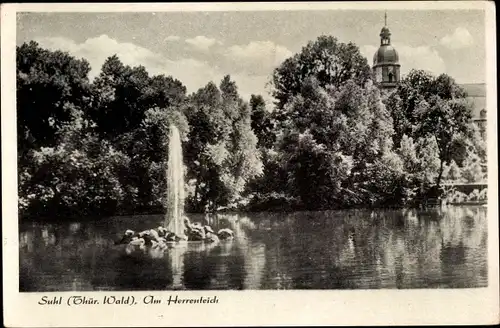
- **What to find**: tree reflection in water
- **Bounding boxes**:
[19,207,488,291]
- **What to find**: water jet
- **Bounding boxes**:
[115,124,234,253]
[165,125,186,238]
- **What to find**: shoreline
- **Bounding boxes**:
[17,202,488,223]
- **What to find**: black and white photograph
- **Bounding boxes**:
[2,1,498,327]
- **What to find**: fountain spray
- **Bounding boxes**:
[165,125,185,237]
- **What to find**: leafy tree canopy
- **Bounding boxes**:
[17,41,92,152]
[271,35,372,111]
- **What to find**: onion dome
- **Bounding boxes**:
[373,43,399,67]
[372,12,401,88]
[373,23,399,67]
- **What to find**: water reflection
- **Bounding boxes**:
[19,207,488,291]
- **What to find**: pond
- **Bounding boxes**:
[19,206,488,291]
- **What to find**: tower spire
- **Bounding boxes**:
[373,10,400,89]
[380,12,391,45]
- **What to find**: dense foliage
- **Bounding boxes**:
[18,42,261,218]
[386,69,480,187]
[271,36,372,111]
[17,37,486,218]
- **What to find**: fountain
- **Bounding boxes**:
[165,125,186,238]
[164,124,187,285]
[114,124,235,253]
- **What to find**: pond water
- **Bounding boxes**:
[19,206,488,291]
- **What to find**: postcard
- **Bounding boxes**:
[2,1,498,326]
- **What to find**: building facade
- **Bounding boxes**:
[460,83,487,139]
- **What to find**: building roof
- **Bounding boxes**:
[460,83,486,97]
[373,45,400,67]
[459,83,486,119]
[373,25,399,68]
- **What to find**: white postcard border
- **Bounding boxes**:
[2,2,498,327]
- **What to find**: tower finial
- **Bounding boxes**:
[384,11,387,26]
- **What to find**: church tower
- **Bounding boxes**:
[373,13,400,89]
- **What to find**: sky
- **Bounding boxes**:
[17,10,486,104]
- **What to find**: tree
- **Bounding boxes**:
[280,130,353,209]
[386,70,473,188]
[219,76,263,208]
[386,70,469,147]
[17,41,92,153]
[461,149,484,183]
[184,76,262,212]
[271,35,372,111]
[429,73,467,99]
[272,74,410,208]
[183,81,225,211]
[362,150,409,206]
[86,56,189,212]
[144,74,186,110]
[269,36,393,206]
[91,56,187,140]
[468,122,487,164]
[385,70,433,146]
[398,134,420,173]
[414,97,472,187]
[250,95,276,149]
[396,134,442,201]
[442,160,462,182]
[92,56,151,138]
[414,136,441,186]
[18,109,130,217]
